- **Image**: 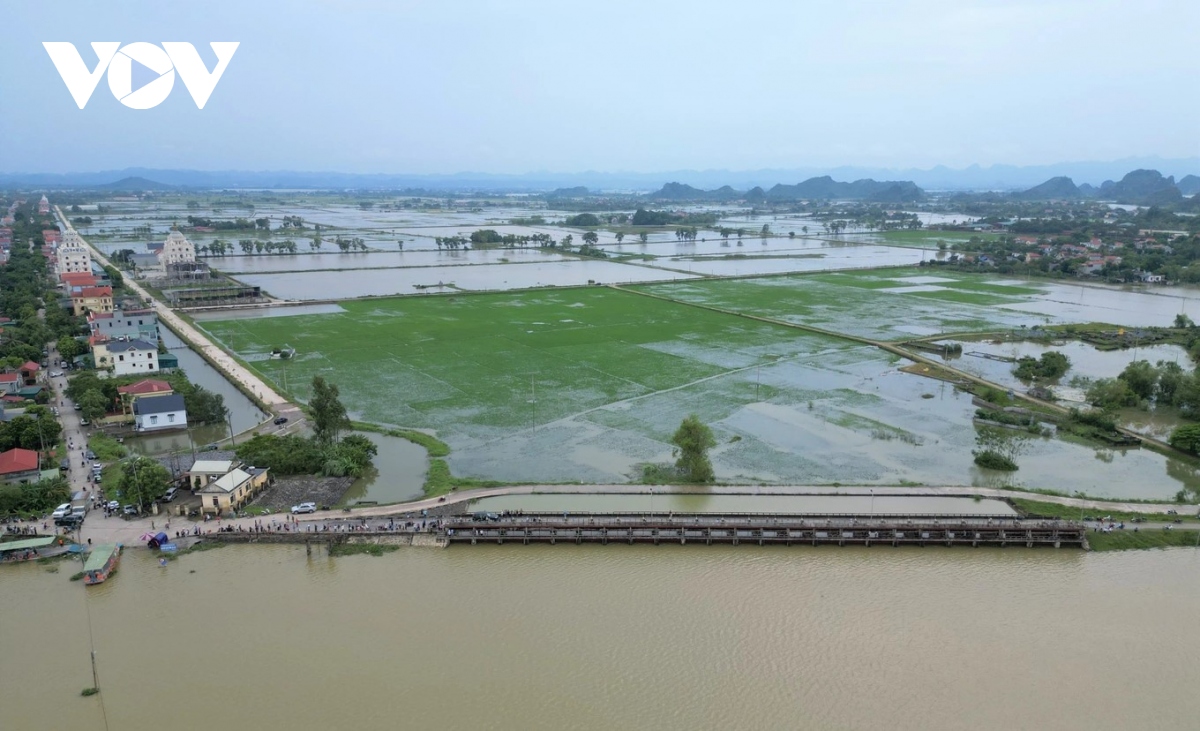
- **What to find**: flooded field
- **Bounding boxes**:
[199,288,1200,499]
[4,545,1199,731]
[639,269,1200,340]
[234,259,697,299]
[212,247,567,274]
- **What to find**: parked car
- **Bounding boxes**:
[122,504,139,516]
[163,487,179,502]
[106,500,120,511]
[85,450,96,460]
[80,418,90,426]
[49,370,63,377]
[70,505,87,518]
[202,443,219,451]
[73,404,82,411]
[51,503,72,519]
[273,416,289,426]
[291,502,317,514]
[471,511,501,522]
[55,514,83,528]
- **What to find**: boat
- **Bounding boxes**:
[82,543,122,585]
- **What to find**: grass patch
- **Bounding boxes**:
[88,433,127,461]
[423,458,504,497]
[69,571,85,581]
[1086,529,1200,552]
[81,687,99,697]
[1009,497,1196,523]
[328,542,400,557]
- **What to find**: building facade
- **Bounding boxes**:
[105,339,159,376]
[199,467,269,515]
[132,392,187,431]
[71,286,113,316]
[56,230,92,277]
[158,229,196,266]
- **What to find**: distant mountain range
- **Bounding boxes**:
[645,177,925,202]
[1012,169,1198,208]
[0,157,1196,193]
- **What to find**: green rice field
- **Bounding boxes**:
[198,280,1200,499]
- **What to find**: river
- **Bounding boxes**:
[3,545,1198,730]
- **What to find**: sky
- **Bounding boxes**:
[0,0,1196,175]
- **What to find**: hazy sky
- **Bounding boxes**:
[1,0,1196,174]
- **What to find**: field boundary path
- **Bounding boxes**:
[57,208,298,423]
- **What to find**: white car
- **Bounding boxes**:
[50,370,63,377]
[51,503,73,519]
[291,502,317,514]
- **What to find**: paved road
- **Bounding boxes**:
[56,208,294,412]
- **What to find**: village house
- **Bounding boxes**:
[88,308,158,342]
[19,361,41,386]
[158,229,196,266]
[55,230,92,276]
[42,229,60,245]
[0,447,41,485]
[199,466,270,515]
[133,392,187,432]
[61,272,98,291]
[72,286,113,316]
[187,459,236,489]
[117,379,174,413]
[105,339,159,376]
[0,371,20,395]
[37,195,49,214]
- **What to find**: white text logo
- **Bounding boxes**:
[43,42,239,109]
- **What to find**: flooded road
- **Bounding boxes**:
[3,546,1198,730]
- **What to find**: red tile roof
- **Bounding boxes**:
[117,379,172,396]
[0,373,19,383]
[0,448,39,475]
[20,361,40,372]
[75,286,112,298]
[62,273,98,286]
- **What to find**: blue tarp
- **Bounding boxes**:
[148,532,170,548]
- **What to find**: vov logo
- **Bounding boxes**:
[43,42,239,110]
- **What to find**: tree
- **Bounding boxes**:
[57,335,85,361]
[119,457,172,510]
[582,231,599,246]
[638,231,648,244]
[615,232,625,244]
[1168,424,1200,455]
[1174,313,1194,329]
[79,389,109,422]
[671,415,716,483]
[1117,360,1159,401]
[972,426,1029,471]
[309,375,349,445]
[1086,378,1139,410]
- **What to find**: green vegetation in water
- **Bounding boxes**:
[351,421,450,457]
[1086,529,1199,552]
[1012,351,1070,381]
[69,571,85,581]
[328,542,400,557]
[87,433,127,461]
[80,687,99,697]
[973,450,1018,471]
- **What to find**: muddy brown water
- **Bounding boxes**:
[3,546,1198,730]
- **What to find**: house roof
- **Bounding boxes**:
[133,393,185,415]
[117,379,172,396]
[0,447,39,475]
[0,373,18,383]
[20,361,39,372]
[75,286,112,298]
[190,459,234,474]
[107,339,156,353]
[205,468,252,494]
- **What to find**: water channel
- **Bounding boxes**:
[2,546,1198,730]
